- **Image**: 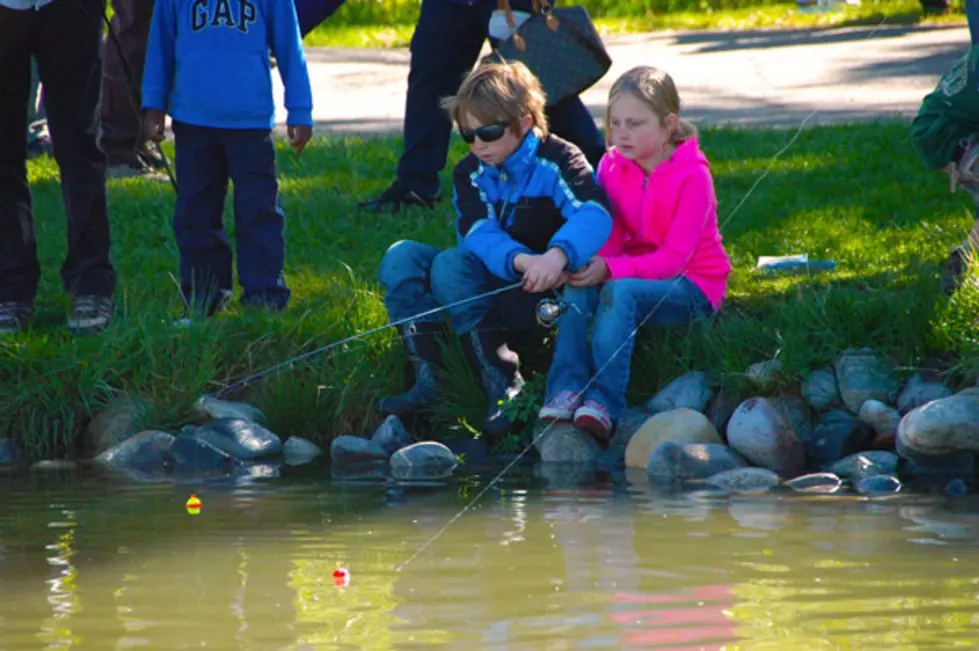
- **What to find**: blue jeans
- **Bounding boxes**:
[378,240,539,333]
[545,277,713,421]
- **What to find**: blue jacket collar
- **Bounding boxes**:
[479,130,541,183]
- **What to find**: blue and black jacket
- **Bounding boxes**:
[453,131,613,281]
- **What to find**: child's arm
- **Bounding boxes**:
[454,161,534,282]
[270,0,314,128]
[604,168,715,281]
[545,148,614,271]
[593,153,627,259]
[141,0,177,114]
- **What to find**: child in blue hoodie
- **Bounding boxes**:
[142,0,313,316]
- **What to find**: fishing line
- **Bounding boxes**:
[393,15,895,573]
[209,281,525,398]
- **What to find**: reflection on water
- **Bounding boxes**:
[2,463,979,650]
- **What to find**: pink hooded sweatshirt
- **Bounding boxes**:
[596,137,732,311]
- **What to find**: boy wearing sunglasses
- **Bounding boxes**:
[376,60,613,438]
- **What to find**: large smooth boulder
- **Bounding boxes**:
[834,348,900,413]
[896,391,979,459]
[624,408,722,469]
[647,442,747,483]
[190,418,282,461]
[537,422,601,464]
[390,441,458,480]
[726,398,805,477]
[646,372,713,414]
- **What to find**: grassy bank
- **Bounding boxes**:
[302,0,967,48]
[4,121,979,460]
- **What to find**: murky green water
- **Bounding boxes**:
[2,461,979,650]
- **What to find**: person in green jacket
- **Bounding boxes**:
[911,46,979,294]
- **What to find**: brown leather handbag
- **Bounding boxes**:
[486,0,612,107]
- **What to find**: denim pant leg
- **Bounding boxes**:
[545,284,600,402]
[429,247,496,334]
[224,128,290,309]
[172,121,233,311]
[588,277,713,420]
[378,240,444,325]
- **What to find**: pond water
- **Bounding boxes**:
[2,461,979,650]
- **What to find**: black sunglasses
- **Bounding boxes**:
[458,121,510,144]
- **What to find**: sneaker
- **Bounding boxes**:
[0,302,33,335]
[68,295,113,335]
[356,180,441,213]
[538,390,583,422]
[574,400,613,442]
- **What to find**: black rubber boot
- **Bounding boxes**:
[378,321,445,416]
[460,328,525,437]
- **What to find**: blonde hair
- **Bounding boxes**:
[605,66,696,148]
[441,60,549,138]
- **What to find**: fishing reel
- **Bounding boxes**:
[536,297,568,328]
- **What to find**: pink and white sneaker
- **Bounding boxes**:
[574,400,612,442]
[538,391,582,422]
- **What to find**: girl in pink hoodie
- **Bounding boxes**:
[538,66,732,443]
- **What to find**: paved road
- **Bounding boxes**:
[272,22,972,136]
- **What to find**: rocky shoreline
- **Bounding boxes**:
[2,346,976,496]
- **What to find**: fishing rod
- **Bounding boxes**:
[210,281,527,398]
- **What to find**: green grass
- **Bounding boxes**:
[5,121,979,460]
[301,0,968,48]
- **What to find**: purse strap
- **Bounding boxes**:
[495,0,559,52]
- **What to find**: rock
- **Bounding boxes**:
[282,437,323,466]
[896,392,979,459]
[330,435,389,465]
[746,360,784,388]
[857,400,900,438]
[801,368,841,411]
[899,450,975,484]
[773,395,813,438]
[165,435,239,473]
[0,439,23,465]
[190,418,282,461]
[646,372,713,414]
[897,373,953,415]
[536,462,599,489]
[828,451,900,482]
[193,395,264,423]
[87,394,151,454]
[95,430,175,473]
[390,441,458,480]
[599,407,656,469]
[726,398,806,477]
[706,467,780,494]
[705,392,739,437]
[784,472,843,494]
[834,348,900,413]
[646,442,747,483]
[624,408,722,469]
[805,374,841,411]
[799,409,876,472]
[856,474,903,496]
[538,422,601,464]
[371,415,412,455]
